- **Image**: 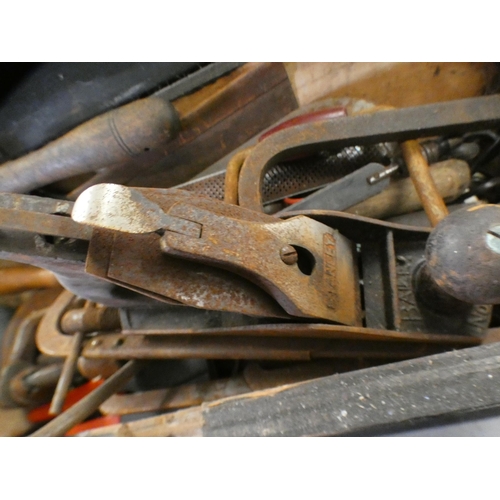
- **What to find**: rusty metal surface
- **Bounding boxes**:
[72,183,201,236]
[0,183,192,309]
[83,333,317,361]
[77,357,120,380]
[0,207,91,240]
[35,290,475,361]
[259,107,347,142]
[1,289,61,369]
[81,332,476,362]
[81,189,289,317]
[22,363,63,388]
[238,95,500,211]
[105,232,289,317]
[60,306,120,334]
[0,193,177,308]
[35,291,272,360]
[0,223,88,275]
[279,209,431,241]
[44,301,121,413]
[0,193,89,238]
[224,147,252,204]
[74,185,361,324]
[7,309,46,365]
[178,171,226,200]
[160,203,361,325]
[0,361,32,407]
[0,290,63,408]
[179,143,392,204]
[119,322,478,345]
[3,83,498,429]
[0,192,73,215]
[2,362,63,407]
[280,209,492,337]
[0,190,89,239]
[0,193,133,306]
[74,188,285,318]
[36,291,81,358]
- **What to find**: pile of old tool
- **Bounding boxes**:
[1,64,500,436]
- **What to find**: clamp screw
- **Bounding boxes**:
[280,245,298,265]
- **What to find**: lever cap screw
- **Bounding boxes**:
[280,245,298,265]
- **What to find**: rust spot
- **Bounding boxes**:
[323,233,338,310]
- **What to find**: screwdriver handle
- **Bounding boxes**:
[0,96,180,193]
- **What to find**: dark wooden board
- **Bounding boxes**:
[82,342,500,436]
[203,342,500,436]
[88,63,298,190]
[132,78,297,188]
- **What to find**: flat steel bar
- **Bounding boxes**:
[81,333,474,362]
[0,208,92,240]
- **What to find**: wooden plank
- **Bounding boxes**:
[81,341,500,437]
[86,63,298,190]
[346,159,470,220]
[130,78,297,188]
[170,62,292,151]
[285,62,498,108]
[79,406,204,437]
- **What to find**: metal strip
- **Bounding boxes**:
[0,208,91,240]
[155,63,244,102]
[239,95,500,211]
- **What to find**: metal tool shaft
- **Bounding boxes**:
[49,331,84,416]
[31,360,139,437]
